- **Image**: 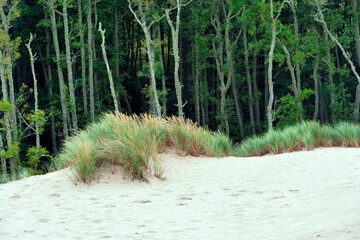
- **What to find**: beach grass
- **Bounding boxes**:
[55,113,232,183]
[53,114,360,183]
[239,121,360,157]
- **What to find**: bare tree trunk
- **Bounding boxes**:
[277,39,299,99]
[166,0,184,117]
[267,0,286,131]
[128,0,161,116]
[194,18,200,124]
[157,25,167,117]
[0,49,14,177]
[99,22,119,112]
[264,54,268,126]
[63,0,78,133]
[78,0,88,116]
[25,34,40,151]
[252,29,261,132]
[290,0,301,94]
[313,58,320,121]
[0,133,6,178]
[243,27,255,135]
[87,0,95,121]
[43,16,58,154]
[48,0,69,138]
[113,9,122,112]
[0,2,18,141]
[352,0,360,122]
[231,71,244,139]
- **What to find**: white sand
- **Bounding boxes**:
[1,147,360,240]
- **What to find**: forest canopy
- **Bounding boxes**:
[1,0,360,180]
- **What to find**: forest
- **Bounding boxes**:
[1,0,360,180]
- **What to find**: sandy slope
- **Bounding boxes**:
[0,148,360,240]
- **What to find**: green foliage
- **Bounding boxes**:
[0,99,13,112]
[275,88,314,129]
[26,146,49,174]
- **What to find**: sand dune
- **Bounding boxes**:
[1,147,360,240]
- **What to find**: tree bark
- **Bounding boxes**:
[44,14,58,154]
[63,0,78,132]
[243,27,256,135]
[231,71,244,139]
[166,0,184,117]
[0,49,14,177]
[157,25,167,116]
[128,0,161,116]
[48,0,69,138]
[313,58,320,121]
[0,1,18,141]
[252,29,261,132]
[194,14,200,124]
[352,0,360,122]
[25,34,40,151]
[99,22,119,112]
[87,0,95,121]
[78,0,88,116]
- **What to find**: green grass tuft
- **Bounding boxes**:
[56,113,232,183]
[239,121,360,157]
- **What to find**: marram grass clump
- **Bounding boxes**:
[55,113,232,183]
[239,121,360,157]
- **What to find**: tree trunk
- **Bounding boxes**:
[352,0,360,122]
[166,2,184,117]
[267,0,277,131]
[194,19,200,124]
[313,58,320,121]
[157,25,167,117]
[252,30,261,132]
[63,0,78,133]
[99,22,119,112]
[44,15,58,154]
[0,49,14,178]
[87,0,95,121]
[243,27,255,134]
[78,0,88,116]
[48,0,69,138]
[231,71,244,139]
[25,34,40,151]
[0,133,6,178]
[0,2,18,142]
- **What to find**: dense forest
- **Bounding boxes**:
[1,0,360,179]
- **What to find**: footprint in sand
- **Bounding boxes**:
[230,194,242,197]
[104,204,116,208]
[178,197,192,200]
[136,200,152,203]
[177,203,188,206]
[39,219,50,223]
[10,195,21,199]
[49,193,60,197]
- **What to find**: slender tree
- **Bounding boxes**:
[99,22,119,112]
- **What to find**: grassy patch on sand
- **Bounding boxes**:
[54,113,232,182]
[238,121,360,157]
[53,115,360,183]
